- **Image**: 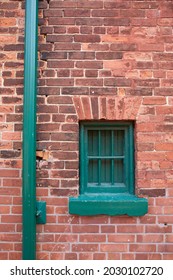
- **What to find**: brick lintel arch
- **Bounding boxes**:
[73,96,142,121]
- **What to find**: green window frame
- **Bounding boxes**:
[80,121,134,195]
[69,121,148,216]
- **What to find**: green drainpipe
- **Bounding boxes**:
[22,0,38,260]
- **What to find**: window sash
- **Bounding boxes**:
[80,122,134,195]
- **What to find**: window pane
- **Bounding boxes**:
[88,130,98,156]
[88,159,98,183]
[100,130,111,156]
[114,159,124,183]
[114,130,124,156]
[101,159,111,184]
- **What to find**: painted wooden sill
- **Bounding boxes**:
[69,194,148,216]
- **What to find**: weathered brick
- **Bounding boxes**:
[76,61,103,69]
[74,35,100,43]
[96,52,122,60]
[76,78,103,87]
[104,18,130,26]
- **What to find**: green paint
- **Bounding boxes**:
[36,201,47,224]
[22,0,38,260]
[69,194,148,216]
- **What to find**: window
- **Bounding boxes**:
[69,121,148,216]
[80,122,134,195]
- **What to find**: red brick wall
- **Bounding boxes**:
[0,0,173,260]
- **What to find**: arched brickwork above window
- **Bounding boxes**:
[73,96,142,121]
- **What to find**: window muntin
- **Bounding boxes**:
[80,122,134,195]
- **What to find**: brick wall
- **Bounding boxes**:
[0,0,173,260]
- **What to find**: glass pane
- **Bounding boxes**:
[101,159,111,184]
[114,130,124,156]
[114,159,124,183]
[88,159,98,183]
[88,130,98,156]
[100,130,111,156]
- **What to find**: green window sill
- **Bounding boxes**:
[69,194,148,216]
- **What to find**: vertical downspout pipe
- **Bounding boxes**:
[22,0,38,260]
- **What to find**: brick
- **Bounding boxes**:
[64,9,90,17]
[71,70,84,77]
[110,43,137,51]
[72,244,98,252]
[69,52,95,60]
[85,70,98,77]
[0,169,19,178]
[134,79,159,87]
[104,18,130,26]
[76,18,103,26]
[46,79,74,86]
[68,26,79,34]
[41,52,67,60]
[59,106,76,114]
[47,96,72,105]
[81,96,92,119]
[108,235,135,243]
[104,78,131,87]
[0,35,16,44]
[76,78,103,87]
[94,84,115,94]
[108,253,121,260]
[117,225,144,233]
[42,244,70,252]
[155,88,173,96]
[0,224,15,232]
[73,97,84,119]
[93,27,105,35]
[122,254,135,260]
[158,245,173,253]
[2,132,21,141]
[65,253,77,260]
[49,17,75,26]
[57,69,70,77]
[139,189,165,197]
[74,35,100,43]
[76,61,103,69]
[47,61,74,69]
[38,87,60,96]
[121,9,145,18]
[156,143,173,151]
[83,43,109,51]
[72,226,99,233]
[91,97,99,119]
[77,1,103,9]
[104,2,130,9]
[80,235,106,243]
[0,150,21,159]
[101,244,128,252]
[49,1,76,8]
[163,254,173,260]
[96,52,122,60]
[0,206,10,214]
[92,10,118,17]
[142,97,166,105]
[130,244,156,252]
[0,253,8,259]
[93,253,106,260]
[160,2,173,18]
